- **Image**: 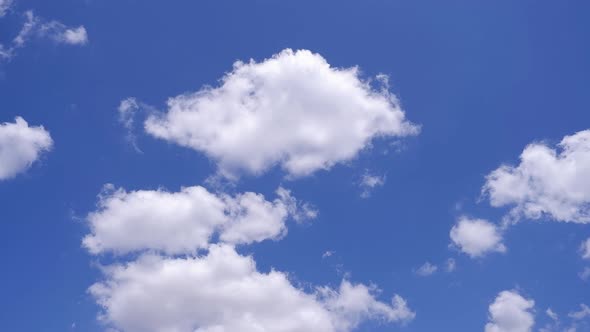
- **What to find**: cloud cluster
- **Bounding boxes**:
[450,217,506,258]
[145,49,419,179]
[85,185,414,331]
[90,245,414,332]
[85,50,418,331]
[84,185,310,255]
[0,117,53,180]
[483,129,590,223]
[485,290,535,332]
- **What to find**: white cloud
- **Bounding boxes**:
[59,26,88,45]
[38,19,88,45]
[359,171,386,198]
[0,117,53,180]
[449,217,506,258]
[0,0,13,17]
[580,238,590,260]
[83,185,308,255]
[318,280,415,331]
[145,49,419,179]
[569,304,590,320]
[13,10,37,47]
[415,262,437,276]
[117,98,142,152]
[90,245,414,332]
[546,308,558,321]
[485,290,535,332]
[118,98,139,130]
[2,10,87,62]
[483,129,590,224]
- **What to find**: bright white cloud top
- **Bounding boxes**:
[145,49,419,178]
[0,117,53,180]
[450,217,506,258]
[485,290,535,332]
[90,245,414,332]
[483,129,590,223]
[84,185,309,255]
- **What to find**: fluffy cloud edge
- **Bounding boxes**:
[83,185,312,255]
[449,217,506,258]
[485,290,535,332]
[90,245,415,332]
[482,129,590,224]
[145,49,419,179]
[0,116,53,180]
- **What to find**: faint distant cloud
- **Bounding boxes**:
[415,262,437,277]
[569,304,590,320]
[580,238,590,260]
[322,250,335,259]
[0,0,12,17]
[546,308,558,321]
[445,258,456,272]
[359,170,386,198]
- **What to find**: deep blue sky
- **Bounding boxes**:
[1,1,590,331]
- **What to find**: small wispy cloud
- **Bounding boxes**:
[445,258,456,272]
[322,250,335,259]
[117,97,142,152]
[1,10,88,63]
[415,262,437,277]
[359,170,386,198]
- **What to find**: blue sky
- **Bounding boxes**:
[1,1,590,331]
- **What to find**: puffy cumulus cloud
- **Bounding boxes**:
[83,185,309,255]
[318,280,415,331]
[90,245,415,332]
[580,238,590,260]
[483,129,590,224]
[449,217,506,258]
[0,117,53,180]
[145,49,419,179]
[485,290,535,332]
